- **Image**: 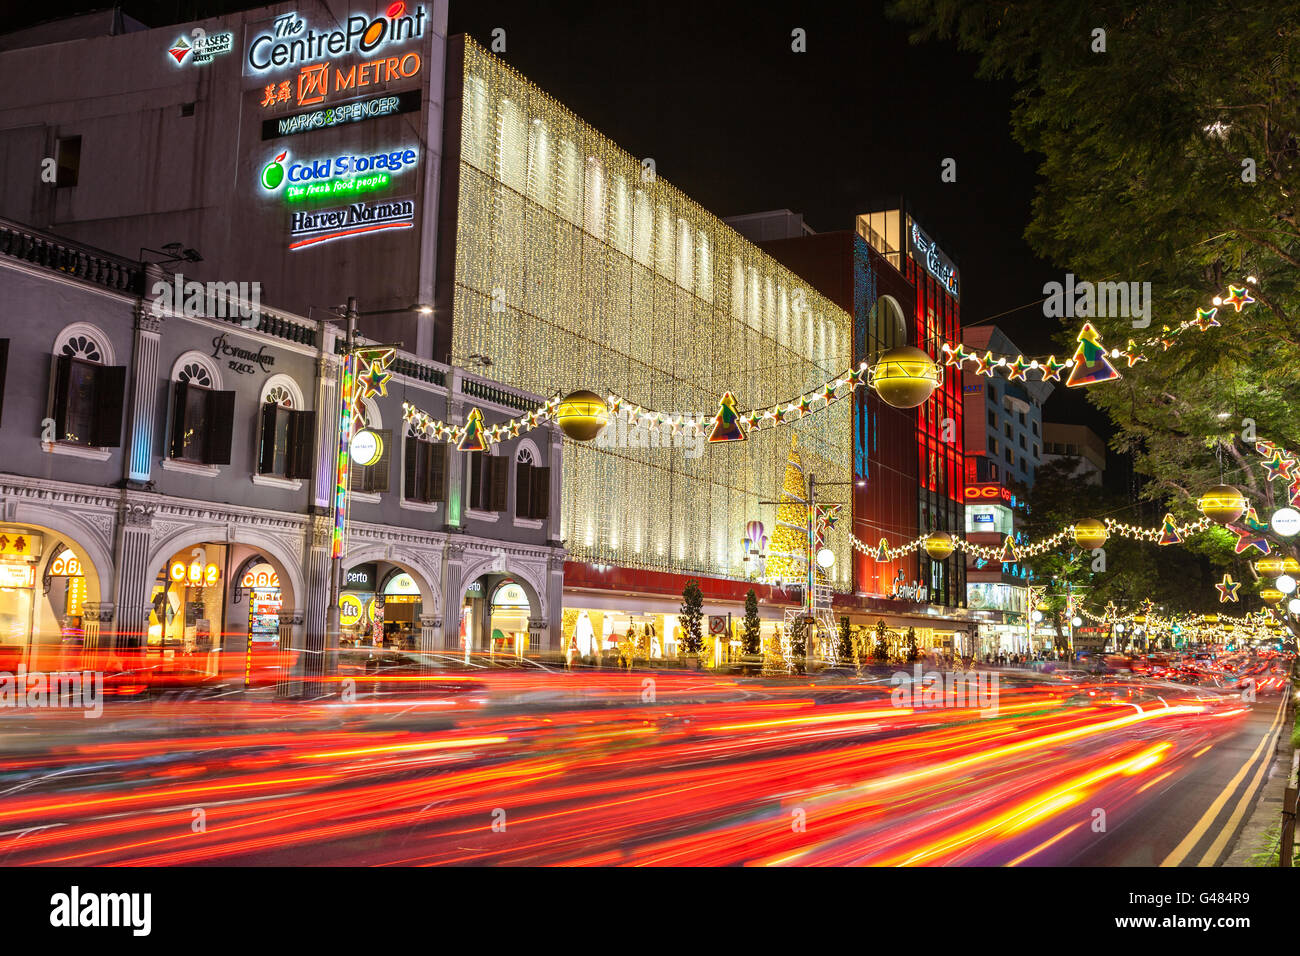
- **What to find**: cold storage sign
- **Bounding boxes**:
[260,145,418,201]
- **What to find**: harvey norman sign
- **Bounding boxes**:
[289,198,415,250]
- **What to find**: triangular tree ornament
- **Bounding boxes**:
[457,408,489,452]
[708,392,746,443]
[1158,513,1182,546]
[1000,535,1018,562]
[1064,323,1121,388]
[875,538,889,562]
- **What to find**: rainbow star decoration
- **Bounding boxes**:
[1232,524,1270,555]
[1007,355,1030,381]
[1194,307,1220,331]
[1221,285,1254,312]
[1040,355,1066,382]
[357,357,393,400]
[942,343,969,368]
[1122,340,1147,367]
[1215,574,1241,603]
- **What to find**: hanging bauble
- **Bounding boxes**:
[868,346,942,409]
[1259,586,1284,605]
[923,531,955,560]
[1072,518,1109,549]
[1197,484,1247,524]
[554,390,609,441]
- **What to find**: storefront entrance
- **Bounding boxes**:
[339,562,424,652]
[0,526,102,673]
[461,573,541,659]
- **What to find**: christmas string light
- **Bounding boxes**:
[401,395,562,449]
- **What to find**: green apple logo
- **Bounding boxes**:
[261,151,287,190]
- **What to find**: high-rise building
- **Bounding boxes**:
[728,204,973,653]
[961,325,1052,490]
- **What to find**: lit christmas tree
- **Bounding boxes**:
[708,392,746,443]
[458,407,488,452]
[765,435,810,584]
[1064,323,1120,387]
[1158,513,1182,546]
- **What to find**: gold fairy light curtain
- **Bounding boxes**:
[452,39,851,582]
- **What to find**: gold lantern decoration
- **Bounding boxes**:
[1133,614,1146,624]
[1255,556,1285,575]
[923,531,955,560]
[1072,518,1109,549]
[868,346,942,409]
[1202,613,1219,624]
[1259,586,1284,605]
[1197,484,1247,524]
[554,390,610,441]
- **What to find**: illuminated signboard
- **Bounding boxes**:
[246,4,428,73]
[910,222,960,299]
[168,31,235,67]
[964,483,1012,502]
[973,513,994,523]
[262,89,421,139]
[290,199,415,249]
[260,146,418,201]
[0,564,35,588]
[49,549,83,576]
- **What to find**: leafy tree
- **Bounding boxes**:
[874,620,891,662]
[679,579,704,655]
[742,588,762,655]
[905,627,919,663]
[891,0,1300,582]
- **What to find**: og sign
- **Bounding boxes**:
[350,429,384,466]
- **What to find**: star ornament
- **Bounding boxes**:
[971,351,993,376]
[1194,307,1220,332]
[1222,284,1255,312]
[1232,525,1270,555]
[1039,355,1066,382]
[1215,574,1241,603]
[1122,340,1148,367]
[357,359,393,399]
[942,343,968,368]
[1006,355,1030,381]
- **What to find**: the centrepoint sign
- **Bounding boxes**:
[247,3,428,73]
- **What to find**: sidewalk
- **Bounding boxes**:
[1223,687,1297,866]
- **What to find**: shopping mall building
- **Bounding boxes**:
[0,1,978,665]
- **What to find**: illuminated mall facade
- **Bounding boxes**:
[0,0,984,669]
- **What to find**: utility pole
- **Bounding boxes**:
[323,296,357,681]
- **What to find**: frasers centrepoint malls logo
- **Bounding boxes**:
[260,146,418,201]
[247,2,426,73]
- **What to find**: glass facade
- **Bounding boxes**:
[451,40,852,584]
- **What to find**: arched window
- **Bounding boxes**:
[167,349,235,466]
[47,323,125,450]
[256,374,313,480]
[870,295,908,355]
[514,441,550,521]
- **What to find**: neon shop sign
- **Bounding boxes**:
[247,3,427,72]
[260,146,419,201]
[910,222,960,299]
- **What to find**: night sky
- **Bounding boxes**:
[11,0,1103,429]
